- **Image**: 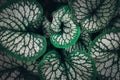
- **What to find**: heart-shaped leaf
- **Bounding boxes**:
[65,29,91,52]
[50,6,80,48]
[0,52,39,80]
[89,29,120,80]
[38,50,96,80]
[70,0,118,32]
[0,0,47,61]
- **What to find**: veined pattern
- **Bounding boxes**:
[71,0,118,32]
[38,50,96,80]
[89,29,120,80]
[0,0,46,61]
[50,6,80,48]
[0,52,38,80]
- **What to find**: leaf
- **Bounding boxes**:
[42,17,52,38]
[89,29,120,80]
[38,50,96,80]
[0,0,43,31]
[65,29,91,52]
[0,0,47,61]
[50,6,80,48]
[0,52,39,80]
[70,0,118,32]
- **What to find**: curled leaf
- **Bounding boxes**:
[50,6,80,48]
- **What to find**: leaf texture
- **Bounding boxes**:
[38,50,96,80]
[70,0,118,32]
[65,29,91,52]
[0,0,47,61]
[50,6,80,48]
[89,29,120,80]
[0,52,39,80]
